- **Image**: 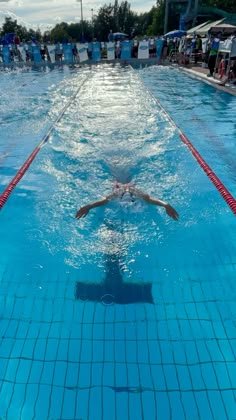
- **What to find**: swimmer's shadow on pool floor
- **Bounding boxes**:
[75,253,153,305]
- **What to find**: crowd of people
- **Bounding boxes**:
[0,36,164,63]
[167,30,236,84]
[0,30,236,86]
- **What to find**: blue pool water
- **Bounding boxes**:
[0,64,236,419]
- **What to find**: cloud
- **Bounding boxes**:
[0,0,156,29]
[52,15,61,22]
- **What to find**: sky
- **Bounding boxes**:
[0,0,156,31]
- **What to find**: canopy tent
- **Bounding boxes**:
[209,23,236,35]
[197,19,225,35]
[187,21,210,35]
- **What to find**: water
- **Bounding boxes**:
[0,64,235,419]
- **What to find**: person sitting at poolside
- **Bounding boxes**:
[75,182,179,220]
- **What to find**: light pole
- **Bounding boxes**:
[164,0,169,34]
[91,8,94,39]
[77,0,84,40]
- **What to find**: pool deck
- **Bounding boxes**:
[177,64,236,96]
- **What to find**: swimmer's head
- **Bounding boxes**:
[114,181,133,189]
[122,191,131,198]
[114,181,122,189]
[120,190,135,203]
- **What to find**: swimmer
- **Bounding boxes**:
[75,182,179,221]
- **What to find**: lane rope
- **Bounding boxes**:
[0,72,91,210]
[131,66,236,215]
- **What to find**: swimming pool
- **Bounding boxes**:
[0,64,235,419]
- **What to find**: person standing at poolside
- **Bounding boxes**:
[207,32,221,77]
[108,30,114,43]
[75,182,179,221]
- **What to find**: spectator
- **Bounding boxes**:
[194,34,202,64]
[132,38,138,58]
[13,34,20,46]
[115,41,121,59]
[207,32,221,77]
[72,43,78,61]
[229,60,236,83]
[40,42,46,60]
[108,30,114,43]
[149,37,156,58]
[162,38,168,61]
[55,42,63,62]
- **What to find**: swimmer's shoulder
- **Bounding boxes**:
[129,186,146,198]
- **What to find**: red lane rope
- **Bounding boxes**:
[131,67,236,215]
[0,73,91,210]
[179,133,236,214]
[0,146,40,208]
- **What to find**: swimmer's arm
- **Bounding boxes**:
[133,188,179,221]
[75,193,115,219]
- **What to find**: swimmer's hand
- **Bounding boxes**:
[75,205,91,219]
[165,204,179,221]
[75,197,111,219]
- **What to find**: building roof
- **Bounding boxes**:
[209,23,236,35]
[187,21,211,35]
[197,19,225,35]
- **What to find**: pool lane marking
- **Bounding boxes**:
[0,73,91,210]
[131,67,236,215]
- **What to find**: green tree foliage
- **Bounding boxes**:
[0,0,235,43]
[46,21,93,42]
[0,17,41,42]
[201,0,236,14]
[1,17,18,34]
[50,22,69,42]
[145,5,164,36]
[92,1,138,40]
[93,3,115,40]
[117,1,136,34]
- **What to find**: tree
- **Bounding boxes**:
[117,1,136,34]
[93,0,137,40]
[201,0,236,13]
[0,17,41,42]
[2,0,235,45]
[50,23,69,42]
[1,17,18,34]
[93,4,115,41]
[43,31,51,43]
[28,28,42,41]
